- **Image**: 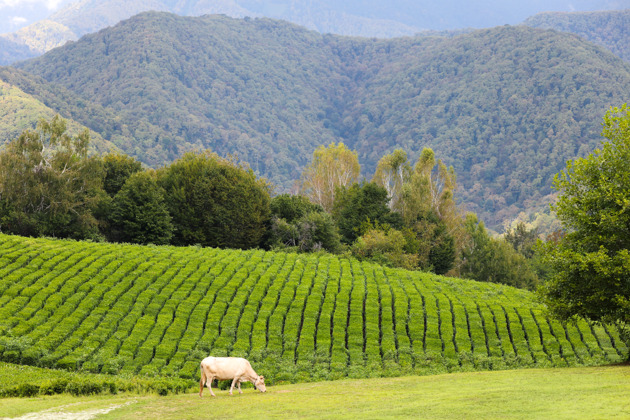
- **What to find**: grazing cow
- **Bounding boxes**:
[199,356,267,397]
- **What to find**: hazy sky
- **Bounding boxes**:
[0,0,71,33]
[1,0,629,34]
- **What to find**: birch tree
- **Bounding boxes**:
[300,142,360,212]
[372,148,411,213]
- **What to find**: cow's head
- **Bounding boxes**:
[255,375,266,392]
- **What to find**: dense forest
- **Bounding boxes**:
[524,9,630,62]
[4,12,630,229]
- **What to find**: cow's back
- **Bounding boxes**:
[200,356,250,380]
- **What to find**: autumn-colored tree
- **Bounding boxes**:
[300,142,360,212]
[402,148,459,224]
[372,149,411,213]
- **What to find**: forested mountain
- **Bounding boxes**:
[524,9,630,62]
[2,0,626,65]
[6,12,630,229]
[0,0,417,65]
[0,74,115,154]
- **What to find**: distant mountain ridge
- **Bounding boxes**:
[6,12,630,229]
[2,0,628,66]
[523,9,630,62]
[0,0,419,65]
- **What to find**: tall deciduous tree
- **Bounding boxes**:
[300,142,360,212]
[402,148,459,225]
[0,115,104,238]
[372,149,411,213]
[540,105,630,340]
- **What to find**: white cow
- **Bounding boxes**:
[199,356,267,397]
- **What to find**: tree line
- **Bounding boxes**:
[0,115,543,291]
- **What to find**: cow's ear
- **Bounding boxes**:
[259,376,264,380]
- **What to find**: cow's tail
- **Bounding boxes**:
[199,364,207,396]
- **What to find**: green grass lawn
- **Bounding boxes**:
[2,366,628,419]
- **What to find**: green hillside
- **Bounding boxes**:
[9,12,630,228]
[524,9,630,62]
[0,234,626,385]
[0,77,117,154]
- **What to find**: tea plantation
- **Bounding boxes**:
[0,234,626,390]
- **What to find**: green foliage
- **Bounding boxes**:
[102,152,143,197]
[0,115,105,239]
[335,182,403,244]
[0,362,193,398]
[540,105,630,336]
[269,210,341,253]
[504,222,538,259]
[8,15,630,229]
[270,194,323,223]
[351,227,419,270]
[158,151,271,249]
[461,214,538,290]
[109,171,173,245]
[524,10,630,62]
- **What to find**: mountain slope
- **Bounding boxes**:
[524,9,630,62]
[12,12,630,228]
[0,234,626,382]
[0,75,117,154]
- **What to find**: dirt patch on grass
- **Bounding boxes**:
[3,400,136,420]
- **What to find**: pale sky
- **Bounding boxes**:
[0,0,71,33]
[0,0,64,9]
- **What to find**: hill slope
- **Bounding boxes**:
[0,75,117,154]
[524,9,630,62]
[10,12,630,228]
[0,234,626,384]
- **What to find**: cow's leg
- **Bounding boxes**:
[237,381,243,394]
[207,376,216,397]
[199,367,207,397]
[229,377,238,395]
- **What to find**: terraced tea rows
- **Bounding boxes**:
[0,234,626,383]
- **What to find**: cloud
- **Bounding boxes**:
[11,15,28,25]
[0,0,63,10]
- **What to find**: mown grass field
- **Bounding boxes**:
[1,366,629,419]
[0,233,627,393]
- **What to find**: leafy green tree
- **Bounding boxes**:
[540,105,630,336]
[403,210,455,275]
[504,222,539,259]
[268,194,340,253]
[158,151,271,249]
[0,115,104,239]
[352,227,419,270]
[334,182,403,244]
[461,214,538,290]
[270,194,323,223]
[102,153,143,197]
[109,171,173,245]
